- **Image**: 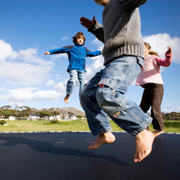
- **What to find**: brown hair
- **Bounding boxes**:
[73,32,86,45]
[149,51,159,56]
[144,42,151,50]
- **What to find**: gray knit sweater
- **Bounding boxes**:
[88,0,147,66]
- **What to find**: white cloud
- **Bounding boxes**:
[46,80,55,86]
[6,87,64,103]
[54,80,67,92]
[86,55,104,81]
[0,39,19,61]
[85,38,104,80]
[19,48,53,66]
[62,36,70,41]
[51,53,68,61]
[33,90,64,101]
[0,39,54,85]
[162,106,180,113]
[143,33,180,63]
[10,102,23,107]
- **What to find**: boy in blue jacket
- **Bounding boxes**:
[45,32,101,103]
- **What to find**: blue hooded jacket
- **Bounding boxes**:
[49,44,101,72]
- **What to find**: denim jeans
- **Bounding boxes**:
[66,70,86,95]
[80,56,152,136]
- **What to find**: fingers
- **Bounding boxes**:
[80,16,89,22]
[167,46,172,54]
[167,46,172,51]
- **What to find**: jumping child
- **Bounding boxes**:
[45,32,101,103]
[136,42,172,137]
[80,0,154,163]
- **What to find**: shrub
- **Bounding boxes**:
[50,119,59,124]
[0,120,7,125]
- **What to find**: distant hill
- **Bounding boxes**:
[39,107,85,116]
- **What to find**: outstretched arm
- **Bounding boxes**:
[44,46,73,55]
[87,50,102,57]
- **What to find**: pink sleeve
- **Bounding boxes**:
[155,53,172,67]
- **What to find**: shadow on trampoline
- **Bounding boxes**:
[0,132,180,180]
[0,135,127,167]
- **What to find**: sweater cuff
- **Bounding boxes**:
[88,20,102,33]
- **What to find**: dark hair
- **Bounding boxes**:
[73,32,86,45]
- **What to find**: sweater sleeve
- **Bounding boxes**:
[49,45,73,55]
[88,20,104,43]
[118,0,147,10]
[155,53,172,67]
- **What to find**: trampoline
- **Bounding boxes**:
[0,132,180,180]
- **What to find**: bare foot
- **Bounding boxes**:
[134,129,154,163]
[152,130,164,137]
[88,131,115,150]
[64,94,70,103]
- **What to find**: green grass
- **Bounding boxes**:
[0,119,180,133]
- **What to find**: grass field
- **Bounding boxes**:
[0,119,180,133]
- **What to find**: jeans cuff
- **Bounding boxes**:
[131,117,152,136]
[92,127,112,136]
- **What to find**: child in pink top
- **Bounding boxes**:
[136,42,172,137]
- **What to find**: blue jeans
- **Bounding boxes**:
[66,70,86,95]
[80,56,152,136]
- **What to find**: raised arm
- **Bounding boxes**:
[155,47,172,67]
[80,16,104,43]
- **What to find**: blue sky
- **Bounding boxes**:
[0,0,180,112]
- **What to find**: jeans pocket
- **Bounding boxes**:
[97,78,121,90]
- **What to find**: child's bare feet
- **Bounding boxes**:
[134,129,154,163]
[152,130,164,137]
[88,131,115,150]
[64,94,70,103]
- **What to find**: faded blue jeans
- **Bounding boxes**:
[80,56,152,136]
[66,70,86,95]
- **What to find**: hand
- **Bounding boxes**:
[44,52,50,55]
[166,46,172,54]
[80,16,96,29]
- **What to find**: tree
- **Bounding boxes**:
[2,110,12,118]
[1,105,12,110]
[38,111,52,118]
[76,115,84,119]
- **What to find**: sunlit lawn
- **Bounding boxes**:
[0,119,180,133]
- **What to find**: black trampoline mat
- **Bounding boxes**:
[0,132,180,180]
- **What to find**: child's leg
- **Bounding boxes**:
[64,93,70,103]
[139,84,152,130]
[80,70,114,148]
[150,84,164,137]
[77,70,86,95]
[64,70,78,103]
[95,56,154,162]
[139,85,151,113]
